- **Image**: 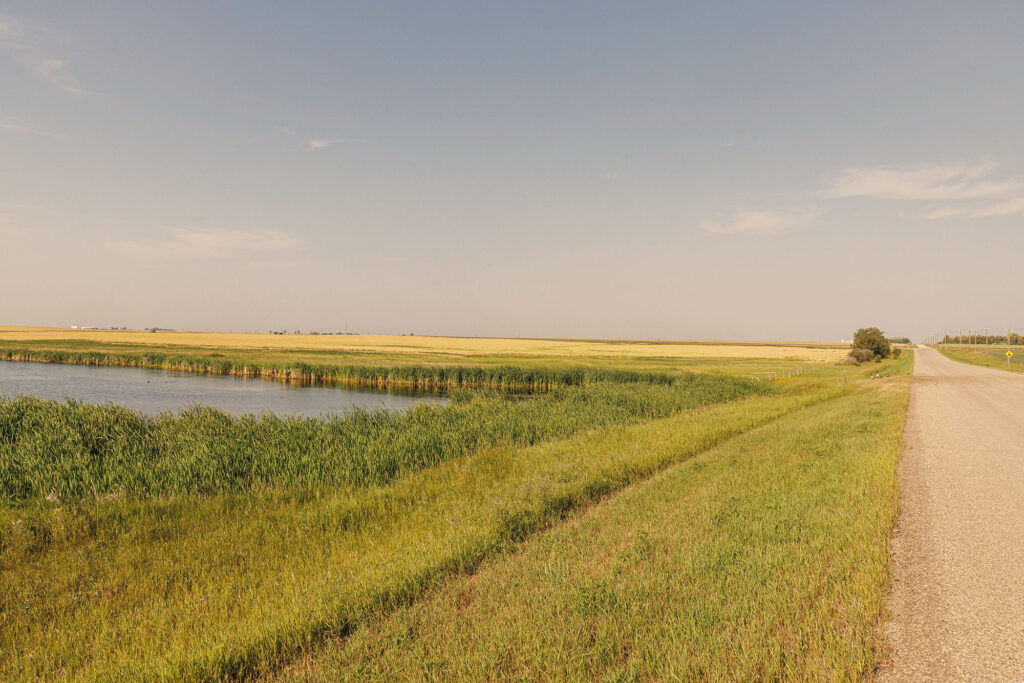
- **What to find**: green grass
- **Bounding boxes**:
[0,351,913,680]
[278,375,910,681]
[2,384,843,680]
[0,375,768,503]
[937,345,1024,374]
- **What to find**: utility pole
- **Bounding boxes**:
[986,328,989,346]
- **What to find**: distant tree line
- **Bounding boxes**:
[267,330,365,336]
[942,333,1023,345]
[887,337,911,344]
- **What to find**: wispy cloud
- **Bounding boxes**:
[921,196,1024,220]
[0,14,94,96]
[702,206,821,236]
[31,57,92,96]
[108,228,303,260]
[307,138,342,151]
[830,160,1018,201]
[281,126,351,150]
[0,118,55,137]
[831,160,1024,219]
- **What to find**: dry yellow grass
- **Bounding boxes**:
[0,327,847,363]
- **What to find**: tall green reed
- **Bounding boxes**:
[0,375,771,503]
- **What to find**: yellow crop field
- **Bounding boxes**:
[0,327,848,363]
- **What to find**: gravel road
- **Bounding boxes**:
[881,346,1024,680]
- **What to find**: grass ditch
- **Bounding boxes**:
[0,374,767,503]
[277,376,911,680]
[937,345,1024,375]
[0,383,845,680]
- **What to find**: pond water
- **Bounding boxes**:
[0,361,447,417]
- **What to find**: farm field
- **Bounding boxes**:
[937,344,1024,375]
[0,327,848,379]
[0,327,851,356]
[0,336,910,680]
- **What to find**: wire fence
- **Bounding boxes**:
[750,364,832,382]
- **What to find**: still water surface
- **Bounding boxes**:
[0,361,446,417]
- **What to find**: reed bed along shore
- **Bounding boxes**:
[0,346,681,390]
[0,375,770,503]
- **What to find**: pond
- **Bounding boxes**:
[0,360,447,417]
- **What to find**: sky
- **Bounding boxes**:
[1,1,1022,341]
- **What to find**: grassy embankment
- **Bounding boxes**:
[282,363,912,680]
[0,340,907,680]
[937,344,1024,375]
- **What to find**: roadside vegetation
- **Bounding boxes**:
[0,334,913,681]
[281,369,911,680]
[844,327,901,365]
[937,344,1024,374]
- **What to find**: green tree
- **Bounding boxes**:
[852,328,891,360]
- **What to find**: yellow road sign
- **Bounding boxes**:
[1007,351,1014,358]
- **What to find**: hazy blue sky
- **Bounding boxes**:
[2,2,1022,341]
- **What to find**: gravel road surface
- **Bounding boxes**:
[881,346,1024,680]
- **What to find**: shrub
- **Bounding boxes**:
[847,348,876,364]
[852,328,891,359]
[892,347,902,359]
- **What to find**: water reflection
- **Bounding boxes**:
[0,360,447,417]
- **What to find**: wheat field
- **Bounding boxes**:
[0,327,848,362]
